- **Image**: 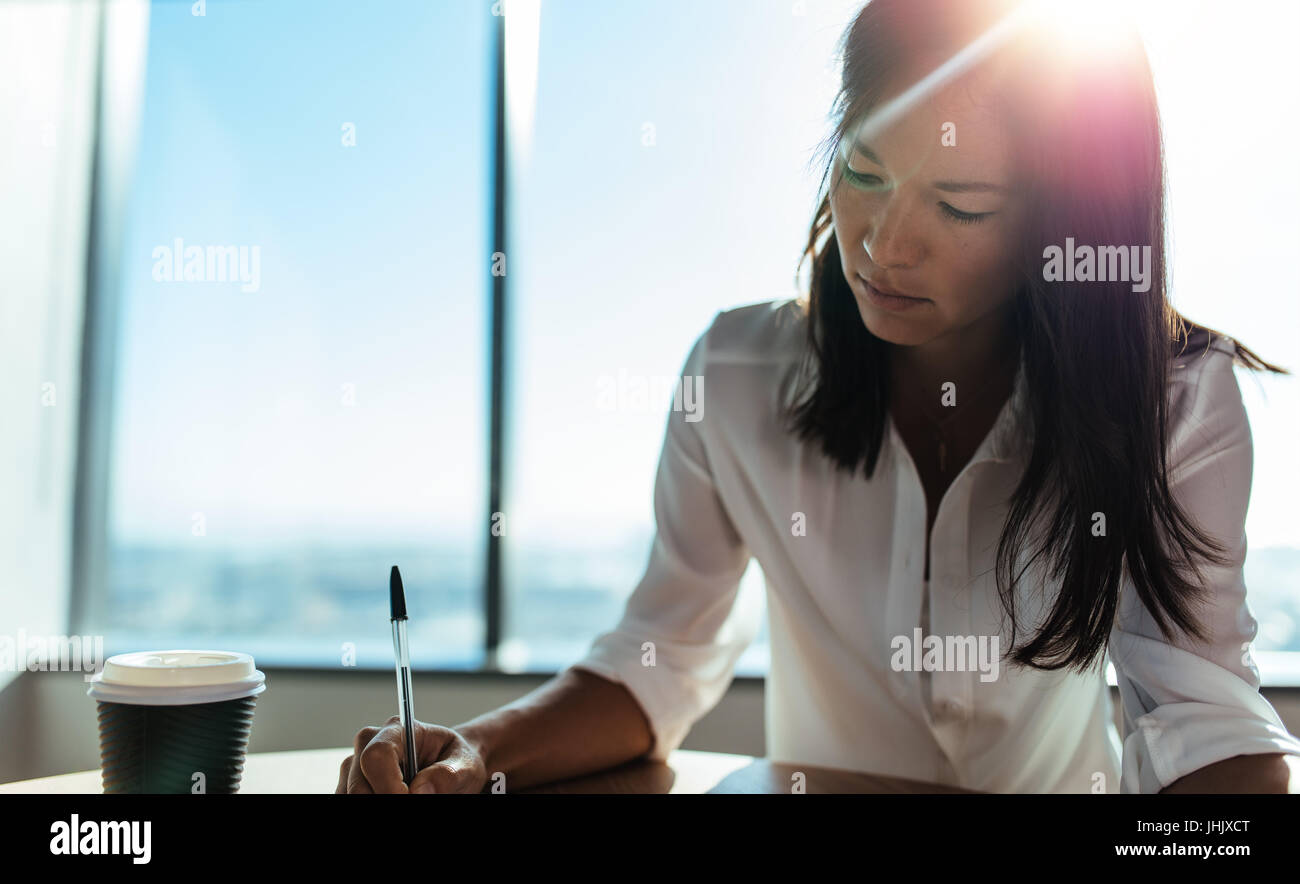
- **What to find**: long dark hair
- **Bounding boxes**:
[782,0,1286,673]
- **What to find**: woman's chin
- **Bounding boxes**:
[856,303,937,347]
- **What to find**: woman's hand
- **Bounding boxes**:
[336,716,489,794]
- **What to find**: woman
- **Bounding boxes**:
[339,0,1300,793]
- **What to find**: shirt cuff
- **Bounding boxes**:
[1122,701,1300,792]
[569,626,738,763]
[1114,630,1300,792]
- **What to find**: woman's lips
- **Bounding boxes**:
[858,275,930,312]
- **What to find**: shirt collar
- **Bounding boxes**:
[882,357,1030,469]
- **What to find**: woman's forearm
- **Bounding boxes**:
[453,666,655,791]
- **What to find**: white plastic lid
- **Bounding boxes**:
[86,650,266,706]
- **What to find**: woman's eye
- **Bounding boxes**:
[841,164,996,225]
[939,202,994,225]
[843,165,888,190]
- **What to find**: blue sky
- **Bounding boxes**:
[113,0,491,548]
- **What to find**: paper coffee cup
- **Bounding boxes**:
[86,650,266,794]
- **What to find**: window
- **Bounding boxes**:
[498,0,860,673]
[93,0,491,668]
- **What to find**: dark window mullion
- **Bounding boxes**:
[484,10,507,666]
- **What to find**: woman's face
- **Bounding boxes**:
[830,63,1027,348]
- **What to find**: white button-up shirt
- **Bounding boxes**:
[571,298,1300,793]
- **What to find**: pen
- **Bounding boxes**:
[389,565,419,786]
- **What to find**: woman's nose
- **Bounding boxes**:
[862,197,922,269]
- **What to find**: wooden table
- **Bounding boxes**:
[0,748,976,794]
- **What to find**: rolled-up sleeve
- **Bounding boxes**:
[568,317,758,762]
[1111,347,1300,793]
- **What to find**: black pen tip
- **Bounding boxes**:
[389,565,407,620]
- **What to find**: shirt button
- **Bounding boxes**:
[941,698,966,718]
